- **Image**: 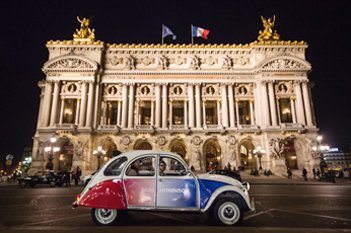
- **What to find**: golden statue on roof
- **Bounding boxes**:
[257,15,280,42]
[73,16,95,41]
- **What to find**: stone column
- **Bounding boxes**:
[268,81,278,126]
[151,100,155,127]
[59,98,64,124]
[85,81,94,127]
[155,84,161,128]
[188,84,195,128]
[169,100,173,128]
[50,81,60,126]
[217,100,221,126]
[235,100,240,127]
[117,100,121,126]
[93,78,101,129]
[221,84,229,128]
[195,84,202,128]
[302,81,313,126]
[127,84,135,128]
[121,84,128,128]
[202,100,207,128]
[250,100,255,125]
[79,81,88,127]
[42,81,53,127]
[290,97,297,123]
[260,81,271,126]
[228,84,235,128]
[162,84,168,128]
[253,83,261,126]
[184,101,188,128]
[294,81,306,125]
[75,99,80,125]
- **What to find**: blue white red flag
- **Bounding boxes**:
[162,25,177,40]
[191,25,210,39]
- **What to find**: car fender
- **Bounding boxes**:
[202,185,253,212]
[77,178,127,210]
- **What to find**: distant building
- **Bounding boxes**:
[323,148,351,170]
[31,18,321,175]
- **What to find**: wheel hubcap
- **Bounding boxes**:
[96,208,117,224]
[218,202,240,225]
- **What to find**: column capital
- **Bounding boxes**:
[294,80,303,85]
[290,96,296,101]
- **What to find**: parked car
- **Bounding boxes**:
[73,150,255,226]
[17,168,63,188]
[208,169,242,182]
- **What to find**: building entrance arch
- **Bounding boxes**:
[238,140,256,170]
[203,139,221,171]
[98,138,118,168]
[169,139,188,163]
[51,137,73,172]
[283,137,298,169]
[134,139,152,150]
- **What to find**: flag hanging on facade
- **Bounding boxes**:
[191,25,210,39]
[162,25,177,40]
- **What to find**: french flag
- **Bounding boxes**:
[191,25,210,39]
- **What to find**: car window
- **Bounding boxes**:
[159,156,186,176]
[104,156,127,176]
[126,156,155,176]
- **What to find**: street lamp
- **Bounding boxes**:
[93,146,106,169]
[44,137,60,171]
[312,135,329,179]
[253,146,266,170]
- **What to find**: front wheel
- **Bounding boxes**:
[212,198,243,226]
[91,208,125,226]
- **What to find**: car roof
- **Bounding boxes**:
[115,150,184,161]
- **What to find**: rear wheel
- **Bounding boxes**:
[212,198,243,226]
[91,208,125,226]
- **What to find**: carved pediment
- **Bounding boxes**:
[260,56,311,72]
[43,55,98,74]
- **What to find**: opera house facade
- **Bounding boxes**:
[31,18,320,175]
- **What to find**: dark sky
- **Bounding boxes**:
[0,0,350,165]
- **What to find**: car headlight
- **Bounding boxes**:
[242,181,250,191]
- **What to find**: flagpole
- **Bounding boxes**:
[191,24,194,45]
[162,24,164,45]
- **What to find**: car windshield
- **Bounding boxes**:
[104,157,127,176]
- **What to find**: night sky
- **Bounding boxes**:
[1,0,350,165]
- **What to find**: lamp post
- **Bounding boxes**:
[44,137,60,171]
[312,135,329,179]
[253,146,266,170]
[93,146,106,170]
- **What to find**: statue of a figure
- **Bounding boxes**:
[73,16,95,41]
[257,15,280,42]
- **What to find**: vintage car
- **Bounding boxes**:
[72,150,255,226]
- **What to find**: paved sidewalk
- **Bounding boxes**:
[240,170,351,185]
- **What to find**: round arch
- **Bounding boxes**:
[134,139,152,150]
[169,139,188,163]
[283,137,298,169]
[238,139,256,170]
[203,139,221,171]
[98,137,118,168]
[43,137,73,172]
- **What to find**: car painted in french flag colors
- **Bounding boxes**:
[72,150,255,226]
